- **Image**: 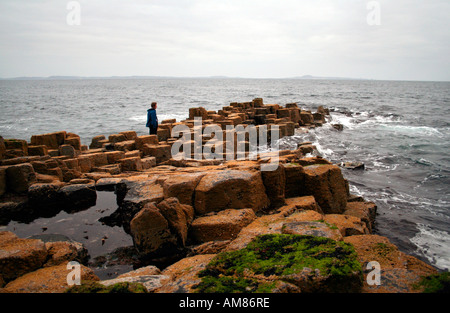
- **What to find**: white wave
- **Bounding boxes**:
[379,124,444,137]
[130,113,188,123]
[358,111,370,117]
[349,184,368,197]
[410,224,450,271]
[370,159,399,173]
[356,114,400,127]
[330,114,355,130]
[312,141,335,158]
[416,158,434,166]
[158,113,188,122]
[129,115,146,122]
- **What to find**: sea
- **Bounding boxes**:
[0,78,449,272]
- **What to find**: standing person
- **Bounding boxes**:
[146,102,158,135]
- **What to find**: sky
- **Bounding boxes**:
[0,0,449,81]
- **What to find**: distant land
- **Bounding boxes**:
[0,75,372,81]
[289,75,372,80]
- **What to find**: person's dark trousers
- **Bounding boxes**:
[149,126,158,135]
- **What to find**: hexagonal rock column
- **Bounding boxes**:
[5,163,37,193]
[190,208,257,243]
[194,169,270,215]
[303,164,348,214]
[129,203,178,257]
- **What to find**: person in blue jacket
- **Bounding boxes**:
[146,102,158,135]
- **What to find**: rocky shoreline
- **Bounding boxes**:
[0,98,445,293]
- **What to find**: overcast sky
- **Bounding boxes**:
[0,0,449,81]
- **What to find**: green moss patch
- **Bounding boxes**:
[414,272,450,293]
[314,219,339,230]
[65,281,148,293]
[372,242,396,257]
[194,234,362,293]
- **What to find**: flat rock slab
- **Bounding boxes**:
[58,183,97,211]
[155,254,216,293]
[119,178,164,211]
[100,275,169,293]
[0,231,48,284]
[191,209,257,243]
[2,263,99,293]
[323,214,369,237]
[282,221,343,241]
[162,172,206,206]
[344,235,438,293]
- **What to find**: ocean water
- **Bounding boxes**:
[0,78,449,271]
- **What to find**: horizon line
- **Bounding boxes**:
[0,75,448,83]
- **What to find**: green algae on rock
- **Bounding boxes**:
[65,281,148,293]
[413,272,450,293]
[194,234,363,293]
